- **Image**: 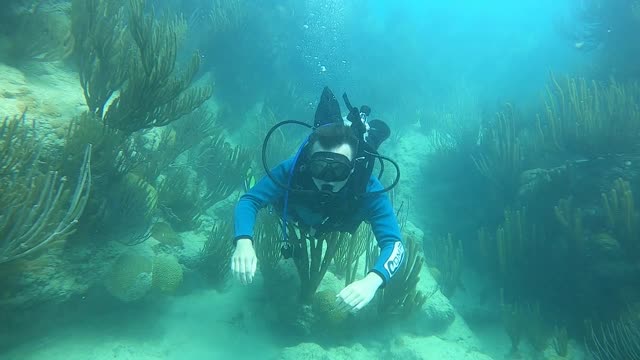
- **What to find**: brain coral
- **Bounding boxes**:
[312,289,348,327]
[104,253,154,302]
[151,254,183,293]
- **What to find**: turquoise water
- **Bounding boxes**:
[1,0,639,359]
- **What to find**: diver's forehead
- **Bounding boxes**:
[311,143,353,160]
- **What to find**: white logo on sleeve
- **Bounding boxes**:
[384,242,405,276]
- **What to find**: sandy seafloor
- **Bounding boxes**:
[1,284,583,360]
[2,287,283,360]
[0,286,511,360]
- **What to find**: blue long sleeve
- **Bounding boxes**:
[361,177,405,285]
[233,158,294,241]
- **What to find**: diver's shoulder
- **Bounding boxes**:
[277,157,297,169]
[267,157,297,180]
[366,176,385,192]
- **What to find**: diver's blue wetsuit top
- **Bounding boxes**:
[233,158,405,285]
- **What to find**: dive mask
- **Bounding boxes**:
[306,151,353,182]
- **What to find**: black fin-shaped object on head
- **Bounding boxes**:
[314,86,343,128]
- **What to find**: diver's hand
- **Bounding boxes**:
[335,272,383,313]
[231,238,257,285]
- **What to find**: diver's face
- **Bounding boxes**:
[309,143,354,193]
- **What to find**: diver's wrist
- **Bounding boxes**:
[364,272,384,289]
[235,237,253,247]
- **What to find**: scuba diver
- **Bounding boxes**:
[231,87,404,313]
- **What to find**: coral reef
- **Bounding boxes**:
[0,113,91,264]
[585,318,640,360]
[477,207,537,286]
[552,325,569,358]
[377,236,428,318]
[500,298,549,359]
[152,109,250,232]
[332,224,371,285]
[71,0,212,133]
[104,252,154,302]
[149,222,183,248]
[191,133,253,207]
[151,254,184,294]
[288,225,345,304]
[554,197,585,253]
[254,210,285,281]
[104,252,184,301]
[157,170,205,231]
[0,1,74,64]
[311,289,348,328]
[198,221,234,290]
[187,0,247,34]
[537,75,640,157]
[472,103,524,201]
[602,178,639,259]
[427,233,463,298]
[51,0,249,249]
[92,172,159,246]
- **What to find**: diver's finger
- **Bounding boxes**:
[337,287,352,300]
[231,258,240,280]
[247,260,256,284]
[346,299,359,311]
[353,299,368,312]
[341,291,360,307]
[335,293,352,312]
[239,258,248,285]
[244,256,254,284]
[250,256,257,275]
[335,290,347,305]
[345,297,359,312]
[335,300,350,313]
[350,295,366,311]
